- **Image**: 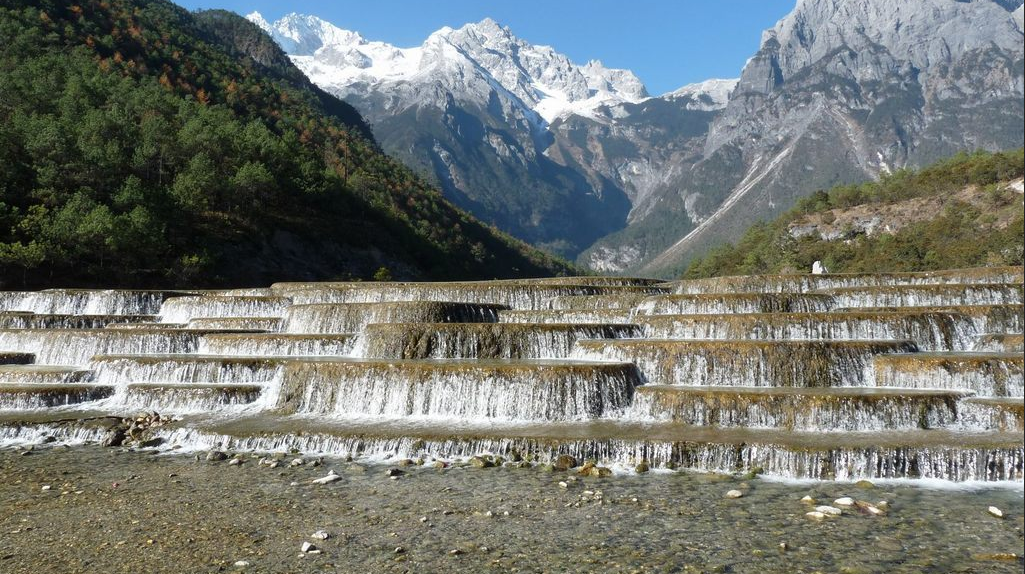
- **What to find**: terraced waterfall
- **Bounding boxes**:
[1,268,1022,482]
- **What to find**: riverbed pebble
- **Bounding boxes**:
[311,471,340,485]
[987,506,1003,518]
[725,490,744,499]
[815,505,842,516]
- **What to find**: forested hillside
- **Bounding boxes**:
[0,1,572,288]
[683,150,1025,278]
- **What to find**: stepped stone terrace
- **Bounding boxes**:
[1,267,1022,482]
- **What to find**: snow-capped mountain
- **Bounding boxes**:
[248,13,648,123]
[247,2,1023,276]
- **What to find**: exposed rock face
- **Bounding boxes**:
[633,0,1025,276]
[250,1,1023,276]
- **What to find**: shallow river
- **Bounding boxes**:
[0,445,1022,573]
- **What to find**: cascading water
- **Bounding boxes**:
[158,296,291,324]
[197,334,357,357]
[362,323,643,360]
[821,284,1024,309]
[638,311,979,351]
[0,289,190,315]
[277,360,641,421]
[1,266,1022,482]
[634,293,836,315]
[573,339,917,388]
[0,329,200,366]
[283,302,505,334]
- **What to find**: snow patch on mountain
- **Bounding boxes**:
[664,78,738,110]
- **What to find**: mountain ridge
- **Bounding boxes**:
[249,1,1024,277]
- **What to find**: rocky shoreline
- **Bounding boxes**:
[1,444,1022,573]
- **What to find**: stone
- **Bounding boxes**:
[635,461,650,474]
[551,455,578,472]
[385,468,405,477]
[205,451,228,462]
[311,471,341,485]
[311,530,330,540]
[740,466,764,480]
[290,458,305,467]
[101,429,127,448]
[469,456,494,468]
[586,466,613,478]
[725,490,744,499]
[854,501,884,516]
[300,542,316,553]
[233,560,250,567]
[227,458,243,466]
[394,547,405,554]
[987,506,1003,518]
[800,495,815,504]
[833,497,855,507]
[815,505,842,516]
[138,437,164,448]
[805,511,826,520]
[41,485,51,491]
[854,480,875,489]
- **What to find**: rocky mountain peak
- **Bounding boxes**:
[738,0,1025,96]
[246,12,364,56]
[664,78,738,110]
[254,13,650,123]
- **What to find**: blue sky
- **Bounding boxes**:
[175,0,796,94]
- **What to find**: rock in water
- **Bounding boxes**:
[552,455,578,471]
[815,505,842,516]
[812,261,828,275]
[725,490,744,499]
[469,456,494,468]
[205,451,228,462]
[102,428,127,448]
[988,506,1004,518]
